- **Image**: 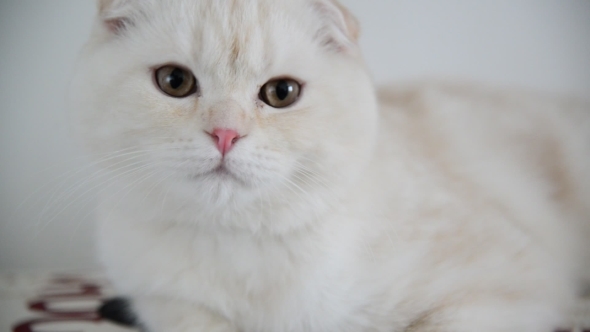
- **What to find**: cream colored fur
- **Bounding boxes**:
[69,0,590,331]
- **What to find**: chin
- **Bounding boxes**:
[181,170,255,207]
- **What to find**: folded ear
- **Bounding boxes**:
[326,0,360,42]
[312,0,360,52]
[96,0,132,35]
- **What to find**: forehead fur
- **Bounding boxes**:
[101,0,330,81]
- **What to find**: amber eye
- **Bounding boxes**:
[259,78,301,108]
[155,65,197,98]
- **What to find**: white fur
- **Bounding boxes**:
[69,0,590,331]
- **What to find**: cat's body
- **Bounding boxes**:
[71,0,590,331]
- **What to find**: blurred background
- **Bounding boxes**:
[0,0,589,272]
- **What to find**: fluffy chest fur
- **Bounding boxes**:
[98,174,403,328]
[98,208,380,331]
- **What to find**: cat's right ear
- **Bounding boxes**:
[311,0,361,54]
[96,0,131,35]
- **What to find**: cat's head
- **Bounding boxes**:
[70,0,378,232]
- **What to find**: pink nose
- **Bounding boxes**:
[211,128,241,156]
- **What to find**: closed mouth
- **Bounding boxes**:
[212,165,231,176]
[187,163,247,186]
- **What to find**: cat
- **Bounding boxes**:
[69,0,590,331]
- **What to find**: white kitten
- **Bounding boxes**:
[69,0,590,331]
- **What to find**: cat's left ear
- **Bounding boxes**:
[312,0,360,52]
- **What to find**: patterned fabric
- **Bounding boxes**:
[0,273,133,332]
[1,273,589,331]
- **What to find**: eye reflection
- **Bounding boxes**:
[260,78,301,108]
[155,65,197,98]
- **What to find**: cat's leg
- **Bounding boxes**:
[405,300,566,332]
[133,297,239,332]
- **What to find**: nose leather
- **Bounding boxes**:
[211,128,240,156]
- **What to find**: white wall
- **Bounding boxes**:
[345,0,590,97]
[0,1,97,272]
[1,0,589,272]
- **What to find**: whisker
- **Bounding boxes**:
[35,161,167,235]
[73,166,164,230]
[11,143,183,221]
[37,153,154,224]
[101,160,190,224]
[140,159,194,205]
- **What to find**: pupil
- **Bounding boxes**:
[275,80,291,100]
[167,69,185,89]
